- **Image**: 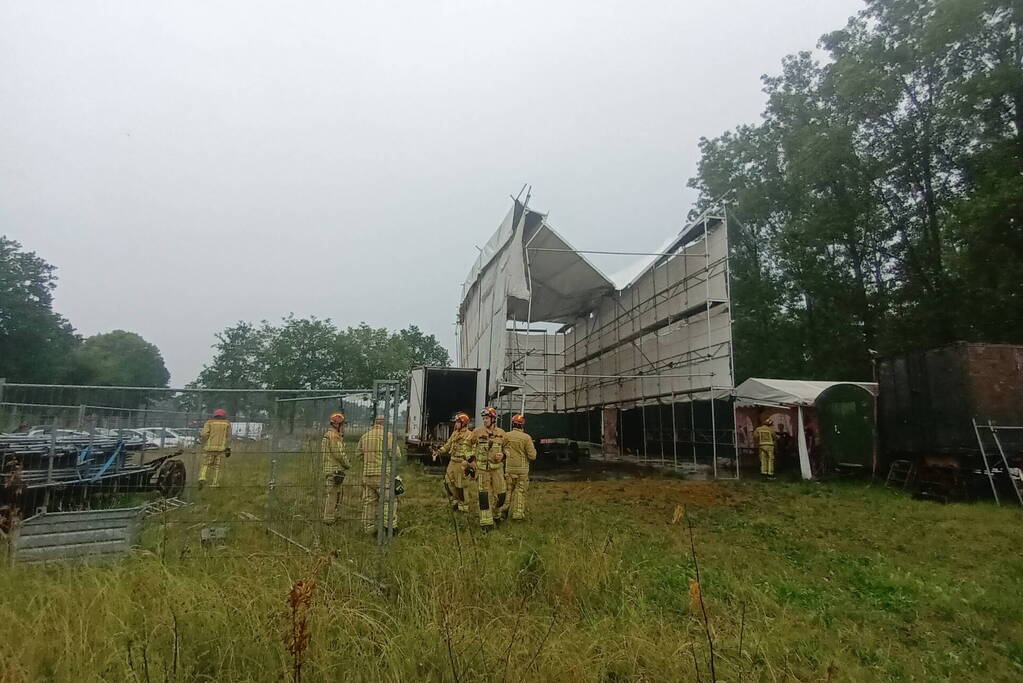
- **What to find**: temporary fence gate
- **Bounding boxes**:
[973,419,1023,506]
[0,381,406,567]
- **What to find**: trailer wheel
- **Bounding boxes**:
[156,459,187,498]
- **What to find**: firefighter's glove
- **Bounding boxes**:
[224,447,232,458]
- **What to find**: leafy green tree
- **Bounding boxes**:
[71,330,170,387]
[0,236,79,382]
[193,318,451,395]
[691,0,1023,382]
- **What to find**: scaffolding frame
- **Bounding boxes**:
[467,204,738,479]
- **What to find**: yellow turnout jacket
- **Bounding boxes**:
[321,428,350,473]
[201,419,231,452]
[502,429,537,470]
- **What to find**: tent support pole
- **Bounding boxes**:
[797,406,813,480]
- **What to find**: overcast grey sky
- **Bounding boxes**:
[1,0,863,385]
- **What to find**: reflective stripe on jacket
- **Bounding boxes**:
[359,425,398,476]
[201,419,231,452]
[472,425,506,470]
[436,428,476,461]
[321,428,350,473]
[753,426,775,447]
[502,429,536,470]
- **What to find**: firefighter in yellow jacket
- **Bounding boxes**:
[471,407,506,530]
[359,415,400,534]
[501,413,537,520]
[321,412,350,523]
[433,412,476,512]
[753,418,776,477]
[199,408,231,488]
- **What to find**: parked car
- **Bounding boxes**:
[117,429,160,450]
[138,428,188,449]
[26,428,92,439]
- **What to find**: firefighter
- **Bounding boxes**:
[471,406,506,530]
[359,415,400,534]
[753,417,776,477]
[199,408,231,488]
[321,412,350,523]
[501,413,537,521]
[433,412,476,512]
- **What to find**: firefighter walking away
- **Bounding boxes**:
[199,408,231,488]
[754,417,776,477]
[359,415,401,535]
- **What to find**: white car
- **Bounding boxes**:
[138,428,187,449]
[157,427,196,446]
[114,429,160,449]
[26,428,92,439]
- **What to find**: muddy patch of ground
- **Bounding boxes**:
[539,477,746,523]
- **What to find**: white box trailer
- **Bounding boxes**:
[406,367,485,461]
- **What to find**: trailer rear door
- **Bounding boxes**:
[407,368,426,443]
[475,369,488,419]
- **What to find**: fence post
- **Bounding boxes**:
[44,419,57,512]
[375,383,392,546]
[387,383,401,537]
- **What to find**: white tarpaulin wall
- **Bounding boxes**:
[559,217,732,410]
[460,199,734,423]
[460,200,614,398]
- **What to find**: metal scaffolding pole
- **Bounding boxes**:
[704,218,718,478]
[641,402,648,460]
[671,394,678,470]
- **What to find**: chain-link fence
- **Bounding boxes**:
[0,380,405,567]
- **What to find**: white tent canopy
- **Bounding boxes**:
[731,377,878,407]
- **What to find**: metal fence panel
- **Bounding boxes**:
[12,507,142,564]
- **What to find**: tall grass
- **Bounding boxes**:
[1,459,1022,681]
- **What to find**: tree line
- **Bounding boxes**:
[0,236,170,386]
[1,236,450,392]
[191,317,450,391]
[690,0,1023,382]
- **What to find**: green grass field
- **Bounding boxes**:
[2,450,1022,682]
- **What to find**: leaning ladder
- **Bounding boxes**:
[972,418,1023,507]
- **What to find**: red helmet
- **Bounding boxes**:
[213,408,227,418]
[330,412,345,423]
[511,413,525,426]
[481,406,498,420]
[454,412,470,426]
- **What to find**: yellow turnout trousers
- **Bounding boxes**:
[504,468,530,520]
[758,445,775,476]
[199,451,223,487]
[445,458,470,512]
[475,466,507,527]
[361,475,398,533]
[323,474,345,522]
